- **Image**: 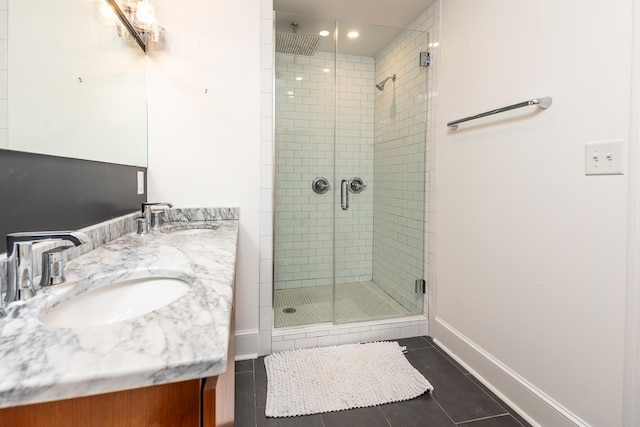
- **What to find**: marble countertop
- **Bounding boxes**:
[0,209,238,409]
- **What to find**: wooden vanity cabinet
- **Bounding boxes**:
[0,309,235,427]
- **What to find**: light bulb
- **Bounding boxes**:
[136,0,155,29]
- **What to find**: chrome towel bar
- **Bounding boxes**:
[447,96,552,130]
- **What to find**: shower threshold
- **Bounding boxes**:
[271,313,429,352]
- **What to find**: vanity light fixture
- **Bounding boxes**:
[319,30,330,37]
[102,0,165,53]
[347,31,359,38]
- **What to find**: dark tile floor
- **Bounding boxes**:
[235,336,532,427]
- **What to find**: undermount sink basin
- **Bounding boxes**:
[41,277,190,328]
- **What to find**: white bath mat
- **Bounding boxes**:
[264,341,434,417]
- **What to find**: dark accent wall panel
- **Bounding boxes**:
[0,149,146,249]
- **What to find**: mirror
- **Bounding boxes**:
[4,0,147,167]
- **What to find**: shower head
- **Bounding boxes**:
[376,74,396,91]
[275,22,322,56]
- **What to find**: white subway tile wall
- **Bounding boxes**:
[372,25,430,315]
[334,54,376,286]
[274,50,376,290]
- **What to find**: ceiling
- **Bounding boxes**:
[274,0,434,57]
[273,0,437,29]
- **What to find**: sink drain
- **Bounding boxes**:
[282,307,297,314]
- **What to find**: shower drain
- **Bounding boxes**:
[282,307,297,314]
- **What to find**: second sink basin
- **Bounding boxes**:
[41,276,190,328]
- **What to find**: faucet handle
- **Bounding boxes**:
[0,260,6,316]
[39,246,73,287]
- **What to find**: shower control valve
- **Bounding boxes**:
[312,177,331,194]
[349,177,367,194]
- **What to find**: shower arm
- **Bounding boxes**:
[376,74,396,90]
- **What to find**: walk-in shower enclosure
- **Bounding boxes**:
[274,13,429,328]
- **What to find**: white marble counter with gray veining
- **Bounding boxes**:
[0,207,239,409]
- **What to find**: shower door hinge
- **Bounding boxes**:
[419,51,431,68]
[415,279,427,294]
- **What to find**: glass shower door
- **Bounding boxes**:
[333,20,428,323]
[273,14,336,327]
[273,12,429,328]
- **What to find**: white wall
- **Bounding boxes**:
[9,0,146,166]
[435,1,631,426]
[146,0,263,355]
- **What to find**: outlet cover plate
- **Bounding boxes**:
[585,140,625,175]
[137,171,145,195]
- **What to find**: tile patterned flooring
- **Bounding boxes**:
[273,282,410,328]
[235,336,532,427]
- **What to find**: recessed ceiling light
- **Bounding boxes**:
[319,30,330,37]
[322,68,330,73]
[287,91,294,95]
[347,31,359,38]
[295,76,303,81]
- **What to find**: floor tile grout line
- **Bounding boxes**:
[454,413,511,425]
[430,394,459,426]
[378,405,393,427]
[428,338,530,426]
[431,343,469,375]
[465,374,529,427]
[252,358,258,427]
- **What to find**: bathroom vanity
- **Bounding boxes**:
[0,208,238,426]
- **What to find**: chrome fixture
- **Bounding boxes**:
[419,51,431,68]
[312,177,331,195]
[340,179,350,210]
[150,211,164,229]
[3,231,90,306]
[136,218,150,235]
[138,202,172,234]
[340,177,367,210]
[349,177,367,194]
[276,22,322,56]
[0,261,6,316]
[447,96,553,130]
[40,246,73,287]
[103,0,166,53]
[376,74,396,91]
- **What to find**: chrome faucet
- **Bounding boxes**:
[141,202,173,221]
[3,231,91,309]
[140,202,173,231]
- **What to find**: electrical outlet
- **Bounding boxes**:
[585,140,625,175]
[137,171,145,195]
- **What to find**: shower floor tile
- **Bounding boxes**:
[273,281,410,328]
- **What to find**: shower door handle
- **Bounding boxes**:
[340,179,350,211]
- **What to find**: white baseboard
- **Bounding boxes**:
[434,317,590,427]
[235,329,259,360]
